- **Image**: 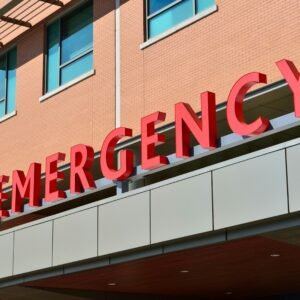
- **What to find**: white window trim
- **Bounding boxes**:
[0,110,17,123]
[140,4,218,50]
[39,69,95,103]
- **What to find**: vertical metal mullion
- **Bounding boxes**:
[92,0,94,69]
[58,18,62,86]
[193,0,197,15]
[44,25,48,94]
[4,53,8,115]
[145,0,149,40]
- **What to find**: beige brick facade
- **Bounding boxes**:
[0,0,115,178]
[120,0,300,133]
[0,0,299,180]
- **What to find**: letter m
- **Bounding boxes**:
[12,163,41,213]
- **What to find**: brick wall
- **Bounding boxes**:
[0,0,116,179]
[0,0,300,181]
[120,0,300,134]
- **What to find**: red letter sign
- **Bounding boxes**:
[276,59,300,117]
[227,72,270,136]
[0,175,9,218]
[175,91,217,158]
[45,152,66,202]
[141,112,169,170]
[12,163,42,213]
[70,144,96,193]
[101,127,134,180]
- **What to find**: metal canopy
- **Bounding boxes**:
[0,0,65,47]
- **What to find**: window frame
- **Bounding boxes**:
[0,53,8,105]
[0,47,17,117]
[44,0,94,95]
[146,0,183,39]
[145,0,213,41]
[147,0,184,18]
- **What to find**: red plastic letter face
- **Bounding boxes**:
[276,59,300,117]
[12,163,42,213]
[101,127,134,181]
[70,144,96,194]
[141,112,169,170]
[226,72,270,136]
[175,91,217,158]
[0,175,10,219]
[45,152,66,202]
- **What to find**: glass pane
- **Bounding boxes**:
[0,100,5,118]
[148,0,193,38]
[61,51,93,85]
[196,0,215,13]
[7,47,17,114]
[0,55,6,101]
[61,2,93,64]
[148,0,178,15]
[46,20,60,92]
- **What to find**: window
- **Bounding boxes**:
[45,0,93,93]
[146,0,216,39]
[0,47,17,118]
